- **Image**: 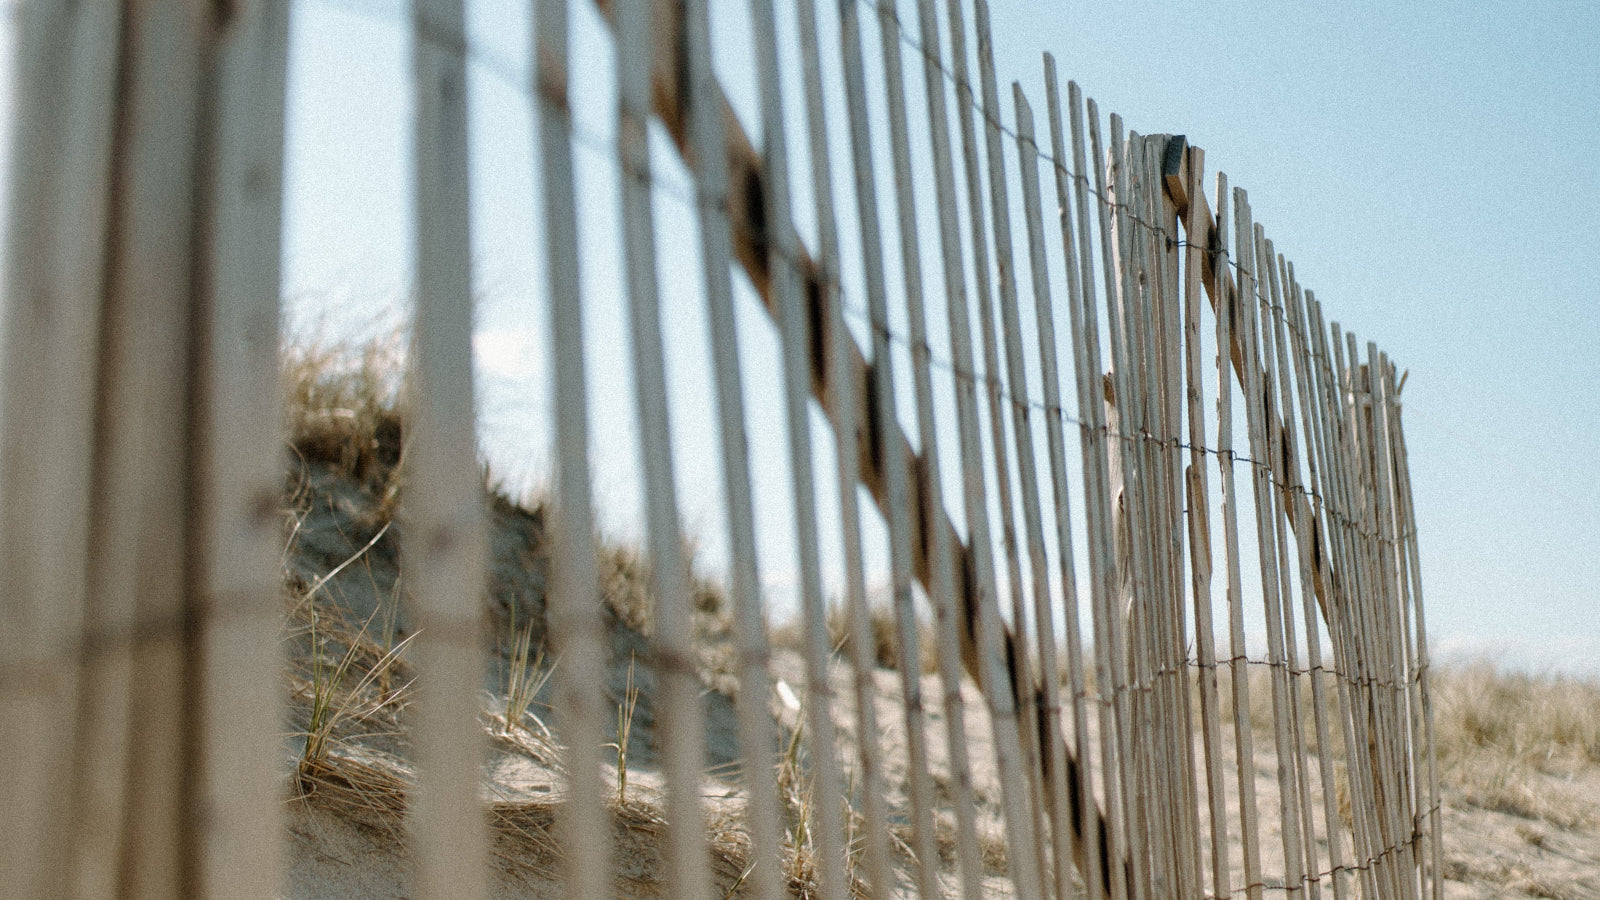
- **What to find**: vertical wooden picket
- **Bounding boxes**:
[789,0,897,893]
[1041,62,1111,900]
[533,0,612,896]
[0,4,122,896]
[406,2,491,898]
[1180,145,1234,900]
[614,0,713,897]
[741,2,825,898]
[1011,84,1079,900]
[1215,178,1266,900]
[864,0,947,883]
[196,2,294,896]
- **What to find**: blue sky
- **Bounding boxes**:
[3,0,1596,675]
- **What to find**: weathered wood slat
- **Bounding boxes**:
[1180,144,1234,900]
[96,6,216,895]
[866,0,954,890]
[533,0,611,896]
[742,3,821,899]
[1213,177,1267,900]
[939,2,1046,893]
[613,0,712,896]
[0,3,122,896]
[788,0,897,894]
[197,2,294,896]
[406,1,491,897]
[1012,83,1078,900]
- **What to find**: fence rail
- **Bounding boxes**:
[0,1,1438,898]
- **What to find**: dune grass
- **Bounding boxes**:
[1430,662,1600,828]
[280,335,838,897]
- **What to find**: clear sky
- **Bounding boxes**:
[2,0,1595,675]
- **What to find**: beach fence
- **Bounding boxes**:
[0,1,1438,898]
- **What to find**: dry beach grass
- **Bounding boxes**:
[277,340,1600,899]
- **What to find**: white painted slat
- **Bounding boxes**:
[0,4,122,896]
[196,2,293,896]
[406,1,490,897]
[533,0,611,896]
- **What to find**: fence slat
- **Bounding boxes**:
[1323,320,1387,899]
[197,2,293,897]
[614,0,712,896]
[725,0,850,897]
[1012,82,1080,900]
[533,0,611,896]
[935,0,1014,891]
[1383,370,1443,900]
[1367,342,1420,900]
[1061,84,1133,900]
[1085,103,1142,900]
[1106,118,1162,900]
[1212,177,1266,900]
[1257,234,1321,899]
[0,4,122,896]
[865,1,950,892]
[964,22,1051,900]
[1178,145,1233,900]
[1039,63,1110,900]
[789,0,897,893]
[1279,269,1353,900]
[93,7,216,895]
[931,3,1046,894]
[406,2,490,898]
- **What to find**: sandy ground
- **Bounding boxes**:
[281,645,1600,899]
[279,459,1600,899]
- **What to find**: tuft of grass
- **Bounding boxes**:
[283,333,407,492]
[498,607,554,741]
[609,654,641,806]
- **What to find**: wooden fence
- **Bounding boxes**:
[0,1,1438,898]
